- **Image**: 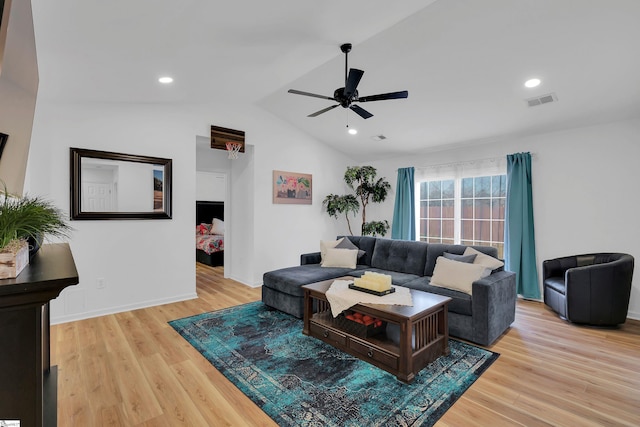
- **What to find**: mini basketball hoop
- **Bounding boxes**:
[226,142,242,159]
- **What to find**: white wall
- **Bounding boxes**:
[26,103,198,323]
[196,171,226,202]
[26,99,353,323]
[367,117,640,320]
[196,135,231,173]
[249,123,357,281]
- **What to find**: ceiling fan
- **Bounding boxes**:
[288,43,408,119]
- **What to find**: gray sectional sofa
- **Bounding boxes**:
[262,236,517,346]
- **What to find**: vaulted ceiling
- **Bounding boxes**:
[31,0,640,161]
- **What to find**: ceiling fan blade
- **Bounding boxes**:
[358,90,408,102]
[344,68,364,98]
[308,104,339,117]
[288,89,334,101]
[350,104,373,119]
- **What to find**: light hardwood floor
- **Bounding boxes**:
[52,263,640,426]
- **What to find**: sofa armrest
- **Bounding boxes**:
[471,270,517,345]
[300,252,321,265]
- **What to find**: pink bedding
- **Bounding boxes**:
[196,224,224,254]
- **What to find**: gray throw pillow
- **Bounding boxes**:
[443,252,477,263]
[335,237,366,260]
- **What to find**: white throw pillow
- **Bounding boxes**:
[320,238,344,262]
[211,218,225,235]
[430,256,491,295]
[463,247,504,270]
[321,248,358,269]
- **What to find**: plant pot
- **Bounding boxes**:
[28,234,43,260]
[0,240,29,279]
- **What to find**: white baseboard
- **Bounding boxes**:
[51,292,198,325]
[227,273,262,288]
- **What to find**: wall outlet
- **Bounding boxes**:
[97,278,106,289]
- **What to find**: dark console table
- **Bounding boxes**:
[0,244,78,427]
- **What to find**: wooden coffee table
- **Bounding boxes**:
[302,277,452,383]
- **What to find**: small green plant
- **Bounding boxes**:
[361,220,390,237]
[0,182,70,252]
[323,166,391,236]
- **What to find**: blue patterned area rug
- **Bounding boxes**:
[169,302,498,427]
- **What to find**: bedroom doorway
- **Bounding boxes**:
[195,133,254,285]
[196,171,228,271]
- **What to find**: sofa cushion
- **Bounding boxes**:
[425,244,498,276]
[320,238,344,262]
[334,237,366,259]
[443,252,477,263]
[544,277,566,295]
[430,256,490,295]
[464,247,504,270]
[338,235,377,266]
[263,265,360,297]
[403,276,472,316]
[348,268,421,285]
[370,238,428,276]
[321,248,358,269]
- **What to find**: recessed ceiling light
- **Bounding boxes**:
[524,78,541,88]
[347,128,357,135]
[158,76,174,84]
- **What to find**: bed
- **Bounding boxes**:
[196,201,224,267]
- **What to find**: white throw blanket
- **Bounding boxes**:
[325,279,413,317]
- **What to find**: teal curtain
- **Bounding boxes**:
[505,152,540,299]
[391,167,415,240]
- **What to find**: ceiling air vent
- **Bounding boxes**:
[371,135,387,141]
[526,93,558,108]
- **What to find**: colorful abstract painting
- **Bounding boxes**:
[273,170,312,204]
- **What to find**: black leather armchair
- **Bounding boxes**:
[543,253,634,326]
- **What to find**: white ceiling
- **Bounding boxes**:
[31,0,640,161]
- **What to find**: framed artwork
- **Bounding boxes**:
[0,133,7,160]
[273,170,312,205]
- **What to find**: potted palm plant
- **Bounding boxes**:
[0,183,70,278]
[323,166,391,236]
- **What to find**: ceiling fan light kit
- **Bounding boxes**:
[288,43,408,120]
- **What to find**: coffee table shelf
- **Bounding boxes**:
[303,277,451,383]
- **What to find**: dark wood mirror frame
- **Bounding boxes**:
[70,147,172,220]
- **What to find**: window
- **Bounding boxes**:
[419,180,455,245]
[418,174,506,257]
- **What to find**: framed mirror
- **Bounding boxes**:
[70,147,172,220]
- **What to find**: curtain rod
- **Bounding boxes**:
[414,152,537,171]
